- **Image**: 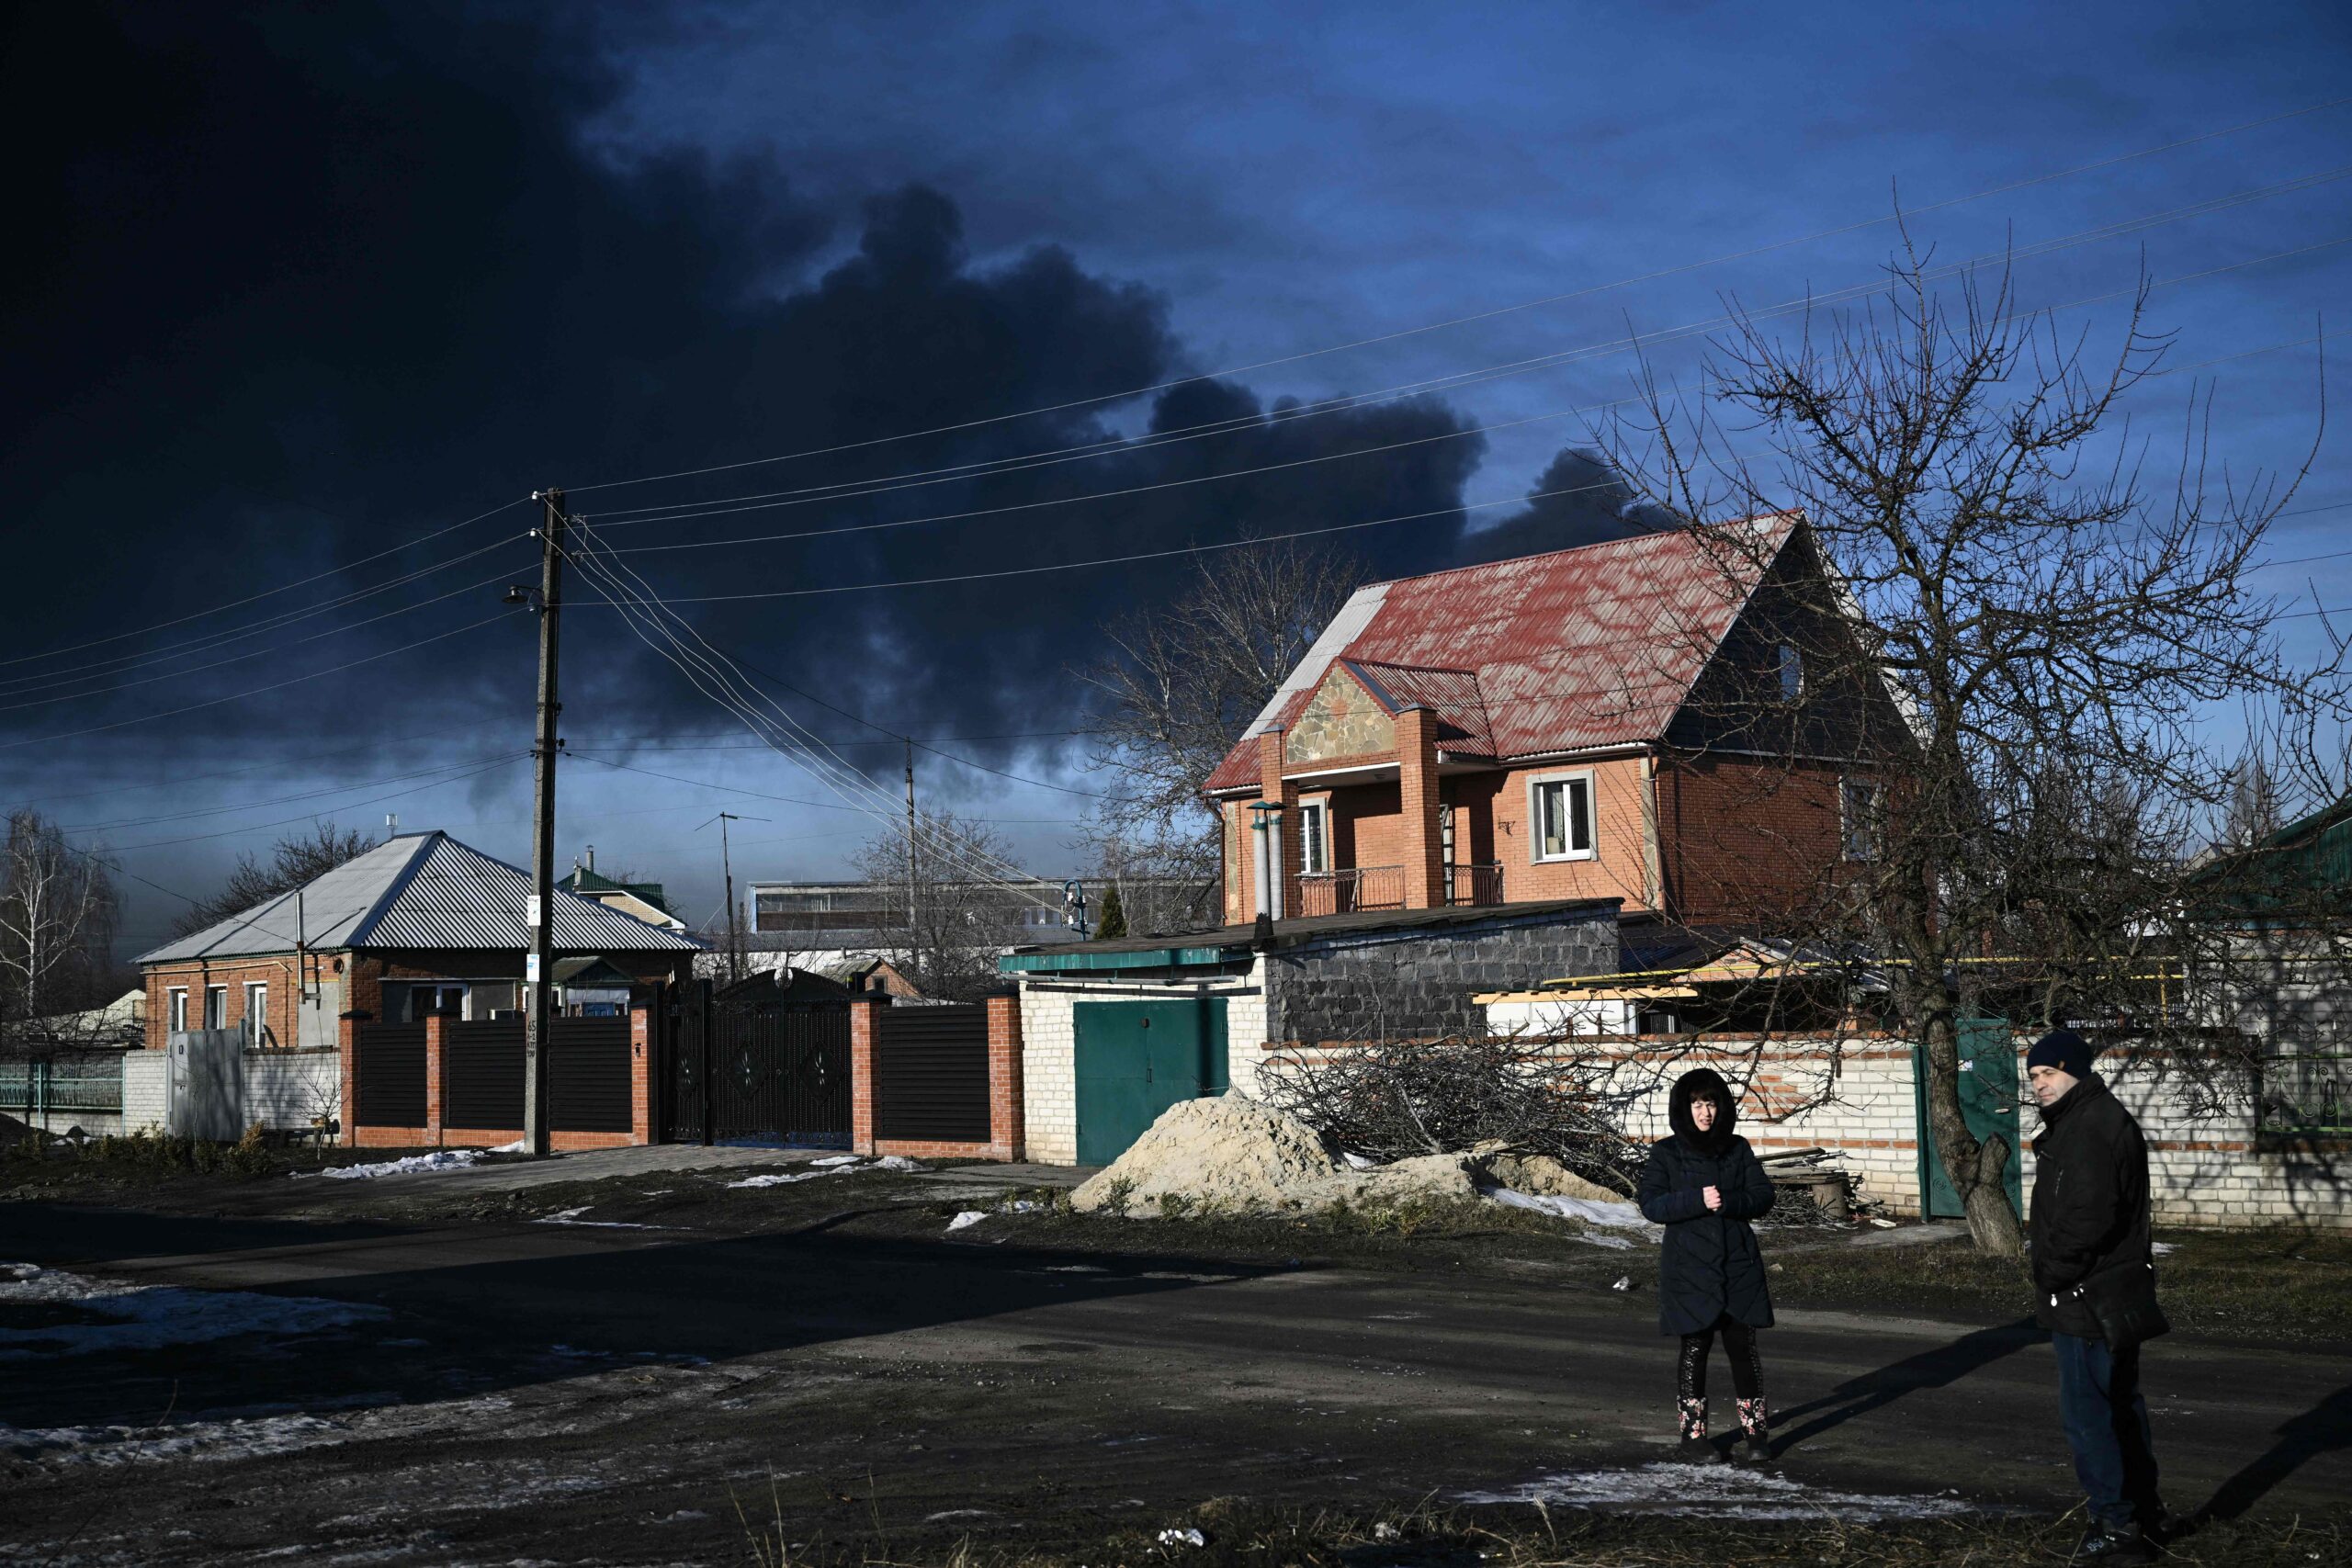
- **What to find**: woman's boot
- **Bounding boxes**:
[1732,1396,1770,1464]
[1675,1397,1722,1463]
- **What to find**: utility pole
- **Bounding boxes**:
[902,739,919,940]
[697,812,766,992]
[519,489,566,1158]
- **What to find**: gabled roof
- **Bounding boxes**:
[558,865,675,914]
[1205,519,1795,794]
[139,831,706,964]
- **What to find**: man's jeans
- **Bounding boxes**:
[2052,1330,2162,1530]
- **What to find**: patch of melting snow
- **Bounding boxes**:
[2152,1240,2177,1256]
[532,1207,666,1229]
[310,1141,525,1180]
[1456,1463,1984,1521]
[1486,1187,1662,1236]
[0,1412,349,1466]
[725,1154,921,1189]
[0,1263,388,1359]
[945,1211,988,1232]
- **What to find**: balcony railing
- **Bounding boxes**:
[1448,862,1505,907]
[1298,865,1404,917]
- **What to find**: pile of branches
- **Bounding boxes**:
[1256,1032,1645,1194]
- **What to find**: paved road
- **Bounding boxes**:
[4,1201,2346,1563]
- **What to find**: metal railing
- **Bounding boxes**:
[0,1054,124,1114]
[1298,865,1406,916]
[1448,862,1505,907]
[2259,1052,2352,1134]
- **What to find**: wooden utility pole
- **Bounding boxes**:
[523,488,566,1158]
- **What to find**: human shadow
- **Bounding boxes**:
[1772,1316,2046,1451]
[2197,1378,2352,1523]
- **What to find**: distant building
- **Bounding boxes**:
[557,844,686,931]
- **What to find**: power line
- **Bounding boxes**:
[562,97,2352,497]
[0,497,528,671]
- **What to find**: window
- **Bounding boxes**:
[1531,773,1595,862]
[399,983,467,1022]
[203,986,227,1031]
[1842,778,1880,861]
[167,988,188,1033]
[1776,643,1804,704]
[243,982,269,1046]
[1299,799,1330,875]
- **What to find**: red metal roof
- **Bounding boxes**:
[1205,519,1794,794]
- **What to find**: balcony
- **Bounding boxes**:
[1298,865,1404,916]
[1448,862,1505,907]
[1295,862,1506,916]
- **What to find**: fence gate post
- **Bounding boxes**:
[336,1010,370,1147]
[692,977,711,1146]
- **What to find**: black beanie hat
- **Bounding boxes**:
[2026,1028,2094,1079]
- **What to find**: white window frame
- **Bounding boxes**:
[1776,642,1804,705]
[167,987,188,1033]
[1841,777,1880,862]
[1527,770,1597,863]
[243,981,268,1046]
[203,985,227,1031]
[1298,797,1331,875]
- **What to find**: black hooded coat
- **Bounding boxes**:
[1637,1068,1779,1337]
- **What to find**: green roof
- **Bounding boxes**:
[559,867,675,914]
[2188,794,2352,925]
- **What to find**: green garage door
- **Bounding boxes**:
[1073,998,1230,1167]
[1916,1015,2025,1220]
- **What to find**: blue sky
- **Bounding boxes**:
[3,0,2346,947]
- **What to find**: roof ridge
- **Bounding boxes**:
[343,831,446,948]
[1362,512,1795,594]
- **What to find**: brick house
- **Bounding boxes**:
[1204,516,1896,931]
[136,831,703,1143]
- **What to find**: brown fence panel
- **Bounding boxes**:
[875,1004,989,1143]
[355,1023,427,1128]
[549,1016,632,1133]
[445,1020,525,1130]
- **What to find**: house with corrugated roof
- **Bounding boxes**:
[138,830,704,1055]
[557,845,686,931]
[1202,516,1898,930]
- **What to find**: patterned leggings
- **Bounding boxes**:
[1676,1314,1767,1439]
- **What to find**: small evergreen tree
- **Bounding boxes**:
[1093,883,1128,941]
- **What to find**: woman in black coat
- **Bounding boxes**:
[1638,1066,1779,1464]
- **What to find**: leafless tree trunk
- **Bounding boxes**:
[0,809,121,1028]
[851,808,1034,1002]
[1078,537,1363,905]
[1598,237,2348,1255]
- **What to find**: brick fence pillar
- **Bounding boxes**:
[985,991,1024,1162]
[423,1010,449,1147]
[849,996,886,1156]
[628,998,653,1146]
[1396,705,1442,909]
[337,1010,371,1147]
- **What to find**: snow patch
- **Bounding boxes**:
[311,1143,518,1180]
[723,1155,922,1189]
[945,1211,988,1232]
[1456,1463,1984,1521]
[532,1208,666,1230]
[0,1413,347,1466]
[1486,1188,1661,1236]
[0,1264,388,1359]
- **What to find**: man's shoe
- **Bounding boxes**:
[1732,1434,1771,1465]
[1675,1435,1725,1465]
[2073,1522,2154,1562]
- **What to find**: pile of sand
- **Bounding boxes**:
[1069,1096,1626,1216]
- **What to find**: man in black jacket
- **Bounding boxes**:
[2027,1029,2167,1562]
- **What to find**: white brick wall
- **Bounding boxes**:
[121,1050,166,1134]
[246,1050,340,1132]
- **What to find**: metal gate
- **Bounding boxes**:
[548,1015,633,1133]
[353,1022,426,1129]
[663,983,850,1145]
[444,1020,525,1131]
[1916,1015,2024,1220]
[1072,998,1229,1167]
[874,1003,989,1144]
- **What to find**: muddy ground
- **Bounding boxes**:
[3,1145,2348,1566]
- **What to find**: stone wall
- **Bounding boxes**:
[1263,903,1619,1047]
[121,1050,166,1134]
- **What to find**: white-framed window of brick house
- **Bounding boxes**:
[243,981,269,1047]
[167,987,188,1033]
[203,985,227,1030]
[1297,797,1331,875]
[1841,776,1880,861]
[1527,771,1596,863]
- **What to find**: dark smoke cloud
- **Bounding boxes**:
[1453,446,1679,566]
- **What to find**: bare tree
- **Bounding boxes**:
[850,808,1033,1002]
[1079,538,1364,901]
[1599,241,2347,1254]
[173,820,379,937]
[0,809,122,1029]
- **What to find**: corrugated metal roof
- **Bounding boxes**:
[1205,520,1792,793]
[138,831,704,964]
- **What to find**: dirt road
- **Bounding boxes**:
[5,1192,2346,1565]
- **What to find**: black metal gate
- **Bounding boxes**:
[662,982,850,1145]
[353,1022,426,1128]
[444,1020,525,1131]
[548,1015,633,1133]
[874,1003,989,1143]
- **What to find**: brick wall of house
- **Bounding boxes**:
[1657,755,1850,923]
[1484,755,1657,911]
[145,954,317,1052]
